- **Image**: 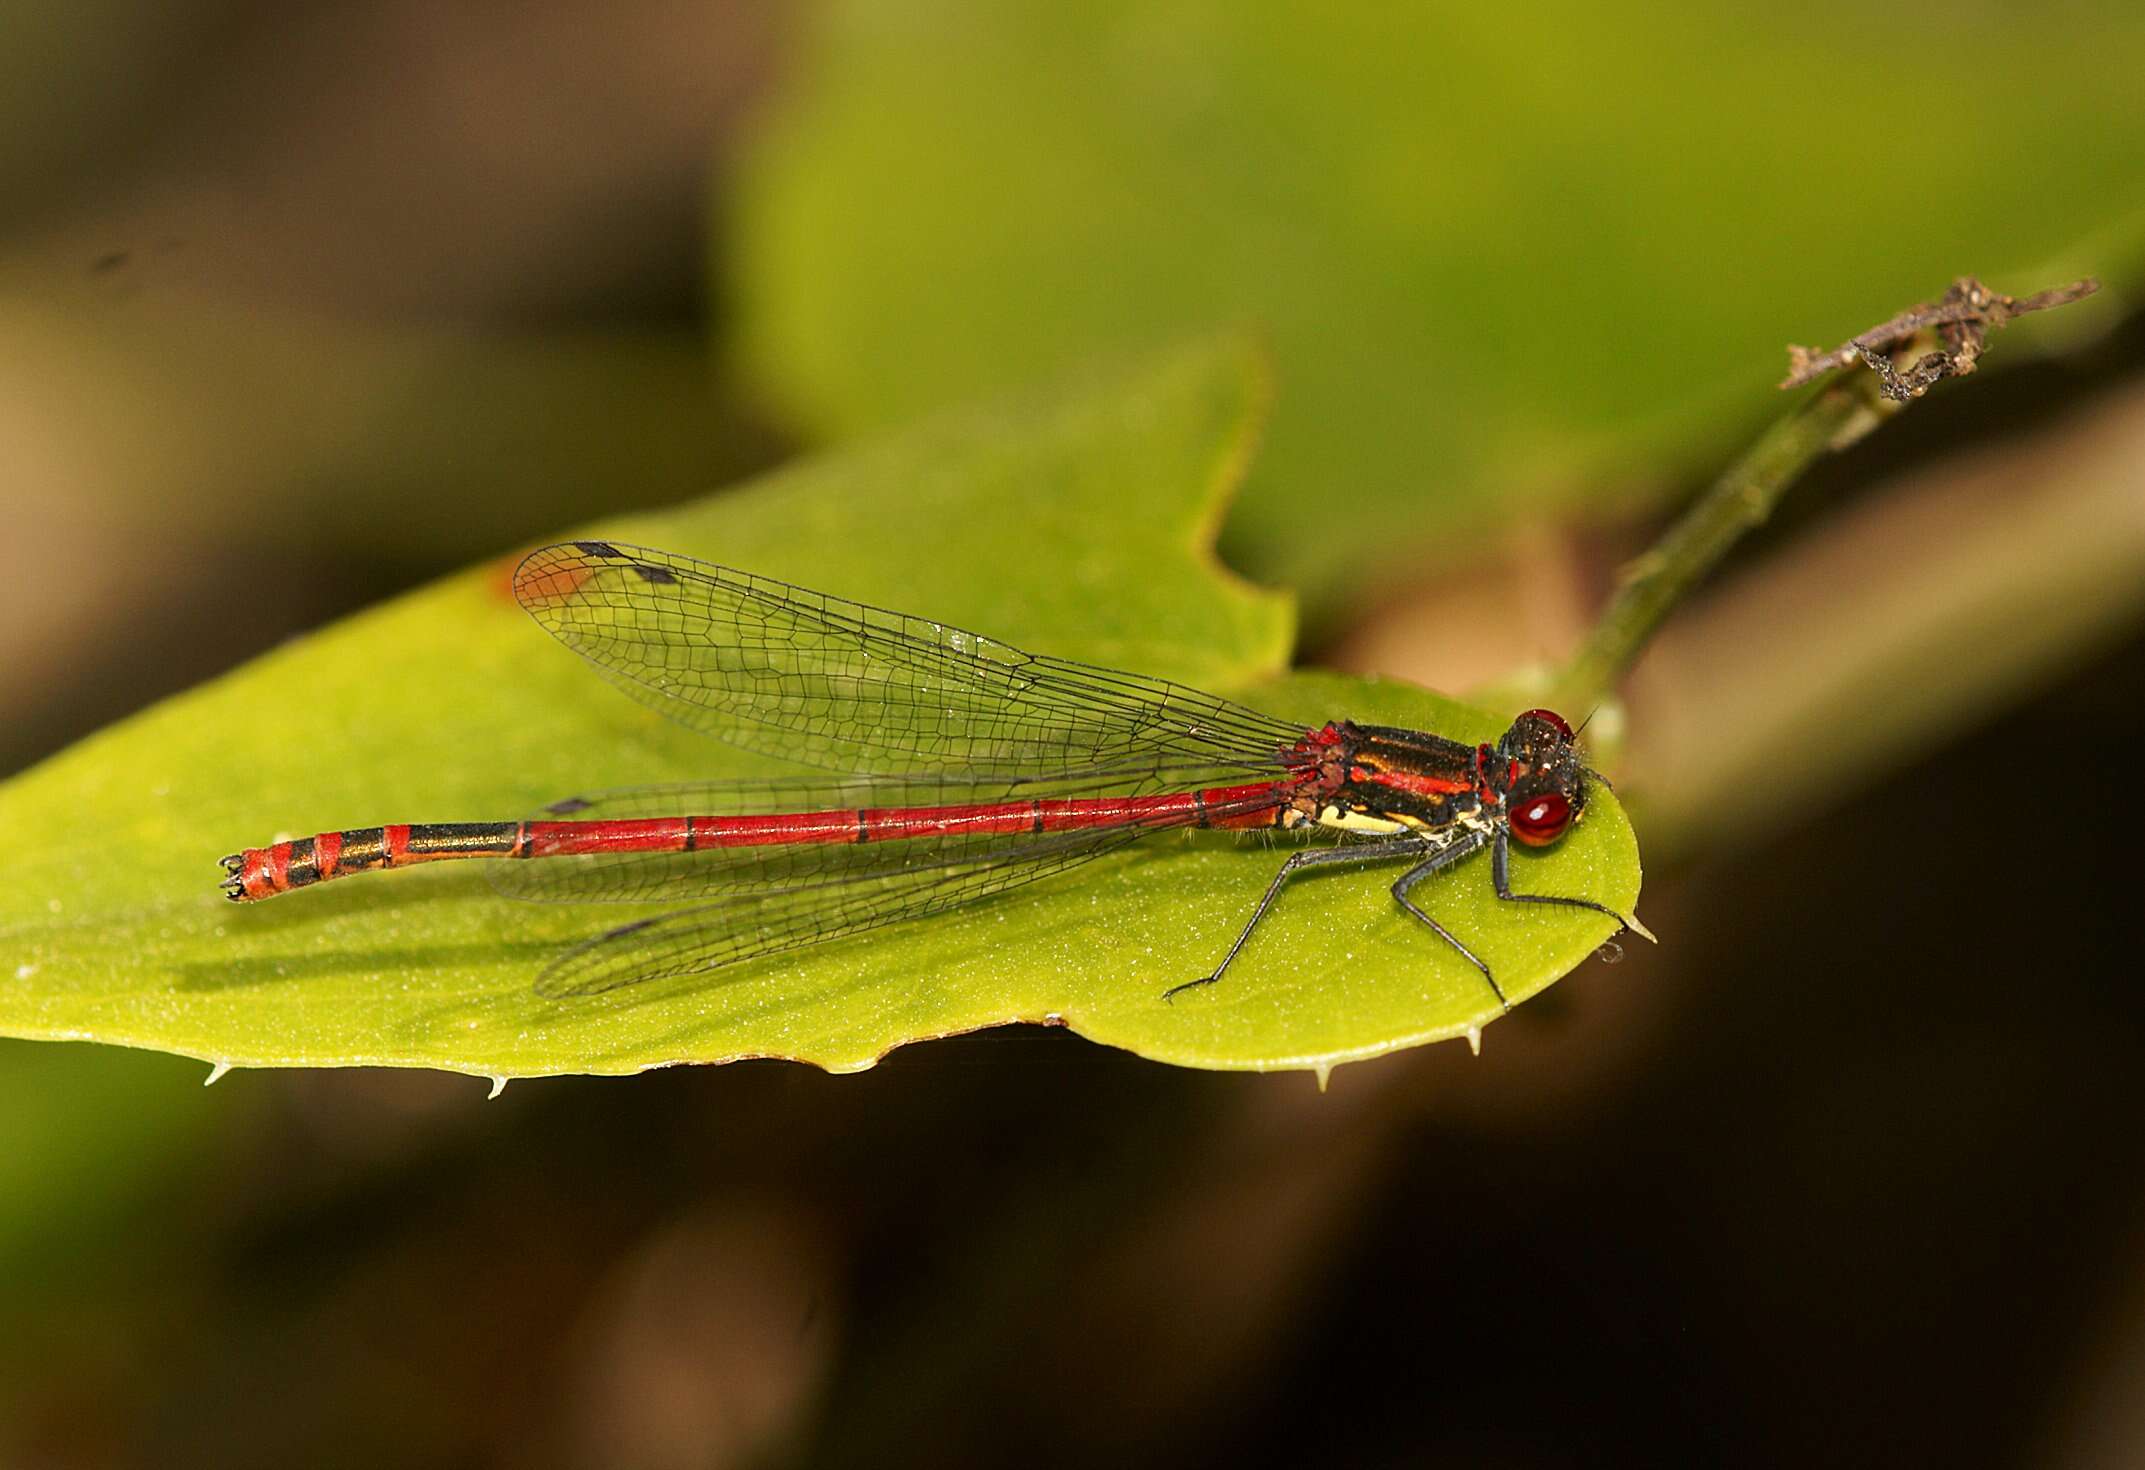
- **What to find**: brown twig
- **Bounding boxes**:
[1552,272,2102,714]
[1779,275,2100,401]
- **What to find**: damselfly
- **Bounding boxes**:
[222,542,1645,1002]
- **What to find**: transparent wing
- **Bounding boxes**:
[531,788,1288,1000]
[514,540,1307,774]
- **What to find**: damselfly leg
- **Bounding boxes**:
[1390,830,1501,1006]
[1164,832,1501,1005]
[1490,829,1655,939]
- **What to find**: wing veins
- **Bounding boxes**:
[515,542,1305,773]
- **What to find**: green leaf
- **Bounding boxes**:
[0,339,1640,1080]
[728,0,2145,613]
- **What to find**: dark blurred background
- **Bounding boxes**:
[4,2,2144,1466]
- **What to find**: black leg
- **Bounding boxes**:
[1490,828,1643,935]
[1164,837,1432,1002]
[1389,831,1504,1008]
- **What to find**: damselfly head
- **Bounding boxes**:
[1509,707,1575,746]
[1497,708,1587,847]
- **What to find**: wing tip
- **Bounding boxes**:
[514,540,687,613]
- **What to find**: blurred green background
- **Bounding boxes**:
[3,2,2143,1465]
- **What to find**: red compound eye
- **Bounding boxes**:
[1519,708,1575,741]
[1510,792,1573,847]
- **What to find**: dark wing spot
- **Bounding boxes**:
[630,562,678,585]
[545,796,594,815]
[573,540,623,558]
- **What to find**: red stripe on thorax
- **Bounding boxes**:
[1360,768,1475,798]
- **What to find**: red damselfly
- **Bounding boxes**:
[222,542,1645,1003]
